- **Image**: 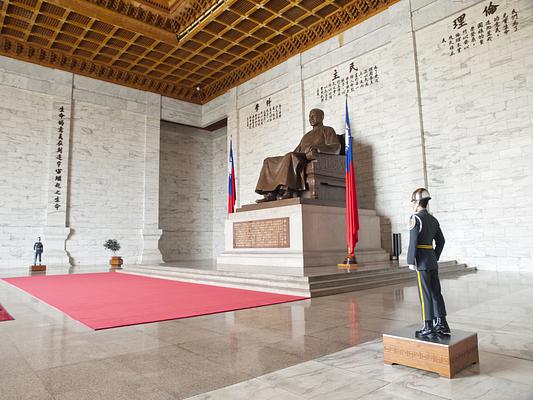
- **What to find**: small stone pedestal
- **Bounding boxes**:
[383,325,479,378]
[30,265,47,272]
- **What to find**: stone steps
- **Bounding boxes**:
[308,261,474,297]
[121,265,311,297]
[122,260,475,298]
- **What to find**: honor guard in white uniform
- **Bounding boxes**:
[407,188,450,337]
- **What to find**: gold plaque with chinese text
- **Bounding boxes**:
[233,218,290,248]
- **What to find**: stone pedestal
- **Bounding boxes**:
[383,325,479,378]
[140,229,163,264]
[217,198,388,276]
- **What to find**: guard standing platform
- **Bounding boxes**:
[383,325,479,378]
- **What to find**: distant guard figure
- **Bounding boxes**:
[407,188,450,338]
[255,108,341,202]
[33,237,44,266]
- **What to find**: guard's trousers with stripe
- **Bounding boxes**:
[416,269,447,321]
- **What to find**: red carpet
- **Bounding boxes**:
[2,272,306,330]
[0,303,14,322]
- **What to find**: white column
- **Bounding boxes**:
[140,92,163,264]
[42,73,74,267]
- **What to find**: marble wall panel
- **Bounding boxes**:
[66,96,146,264]
[161,97,202,127]
[416,0,533,271]
[0,83,51,266]
[236,87,301,206]
[202,93,229,127]
[159,121,214,261]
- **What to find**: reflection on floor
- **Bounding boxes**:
[1,267,532,399]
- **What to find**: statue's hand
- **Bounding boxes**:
[305,150,315,160]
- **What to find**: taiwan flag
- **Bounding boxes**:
[344,98,359,258]
[228,140,236,214]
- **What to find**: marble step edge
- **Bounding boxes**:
[123,266,311,285]
[309,266,476,296]
[311,269,477,297]
[306,260,460,282]
[125,259,459,283]
[120,268,311,289]
[121,264,453,294]
[309,263,470,288]
[121,265,475,299]
[119,271,311,297]
[125,263,311,281]
[122,263,463,291]
[120,263,472,298]
[123,263,431,287]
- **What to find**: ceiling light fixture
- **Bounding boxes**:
[175,0,226,42]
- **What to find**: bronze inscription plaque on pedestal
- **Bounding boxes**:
[233,217,290,248]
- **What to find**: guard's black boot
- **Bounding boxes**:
[434,317,451,335]
[415,320,435,338]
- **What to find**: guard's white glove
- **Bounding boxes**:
[408,264,416,271]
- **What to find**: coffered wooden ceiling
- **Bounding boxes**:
[0,0,397,104]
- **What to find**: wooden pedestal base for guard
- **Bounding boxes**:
[383,325,479,378]
[30,265,46,272]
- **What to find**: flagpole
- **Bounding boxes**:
[338,95,359,272]
[228,136,237,215]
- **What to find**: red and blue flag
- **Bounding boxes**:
[228,140,236,214]
[344,98,359,256]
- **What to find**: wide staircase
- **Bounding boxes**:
[122,260,475,298]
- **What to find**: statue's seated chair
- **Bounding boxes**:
[302,134,346,202]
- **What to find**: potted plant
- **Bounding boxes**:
[103,239,123,269]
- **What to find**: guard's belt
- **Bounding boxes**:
[416,245,433,249]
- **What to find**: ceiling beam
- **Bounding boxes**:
[46,0,177,43]
[0,0,9,29]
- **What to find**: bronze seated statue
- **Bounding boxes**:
[255,109,346,203]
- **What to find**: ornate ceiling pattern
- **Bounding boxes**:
[0,0,397,104]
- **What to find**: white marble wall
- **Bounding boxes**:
[223,0,533,271]
[0,0,531,271]
[66,76,148,265]
[0,65,52,265]
[159,121,223,261]
[416,0,533,271]
[0,57,162,268]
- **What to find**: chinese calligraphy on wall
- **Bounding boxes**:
[443,2,519,56]
[53,106,65,210]
[245,98,282,130]
[315,63,379,103]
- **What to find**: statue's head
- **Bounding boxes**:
[309,109,324,127]
[38,236,41,242]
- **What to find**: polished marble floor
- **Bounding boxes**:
[0,267,532,399]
